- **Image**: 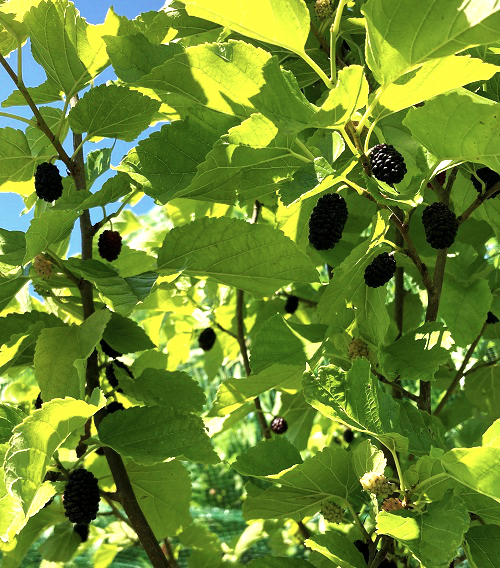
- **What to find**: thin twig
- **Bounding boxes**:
[394,219,405,341]
[434,322,488,415]
[162,539,180,568]
[458,182,500,224]
[372,369,419,403]
[0,53,73,171]
[463,360,499,376]
[297,520,311,541]
[100,490,132,528]
[92,192,138,234]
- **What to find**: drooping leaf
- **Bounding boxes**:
[403,90,500,173]
[464,525,500,568]
[0,405,25,444]
[37,522,81,562]
[126,459,192,539]
[157,217,319,296]
[0,277,28,312]
[305,531,367,568]
[465,365,500,417]
[363,0,500,85]
[98,406,219,465]
[231,438,303,478]
[119,369,206,414]
[34,310,111,401]
[68,84,161,141]
[4,398,100,514]
[377,491,470,568]
[102,311,156,354]
[0,229,26,266]
[0,128,35,188]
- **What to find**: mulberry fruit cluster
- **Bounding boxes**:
[100,340,122,359]
[381,497,404,512]
[487,311,499,325]
[364,253,396,288]
[348,338,369,359]
[284,295,299,314]
[471,167,500,198]
[271,416,288,434]
[73,523,90,543]
[198,328,216,351]
[320,500,344,523]
[63,468,100,525]
[422,202,458,249]
[360,472,397,498]
[369,144,407,185]
[98,230,122,262]
[33,255,53,280]
[308,193,348,250]
[343,429,354,443]
[315,0,333,20]
[34,162,64,202]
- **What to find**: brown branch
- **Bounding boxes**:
[215,322,238,340]
[372,369,420,403]
[434,322,487,415]
[297,520,311,541]
[310,22,331,56]
[162,539,180,568]
[458,181,500,224]
[0,53,73,172]
[463,359,499,376]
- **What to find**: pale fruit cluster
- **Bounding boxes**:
[320,500,344,523]
[381,497,404,512]
[348,338,369,359]
[33,255,53,280]
[360,472,397,497]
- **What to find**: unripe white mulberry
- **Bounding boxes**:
[360,472,397,498]
[348,338,369,359]
[33,254,53,280]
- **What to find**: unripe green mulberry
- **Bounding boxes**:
[360,472,397,498]
[348,338,369,359]
[63,469,100,525]
[422,202,458,249]
[320,500,344,523]
[315,0,333,20]
[33,255,53,280]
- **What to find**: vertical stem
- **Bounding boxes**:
[329,0,348,83]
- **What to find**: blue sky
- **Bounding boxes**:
[0,0,165,247]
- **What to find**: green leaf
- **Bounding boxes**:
[465,366,500,417]
[34,310,111,401]
[363,0,500,85]
[24,209,79,264]
[210,364,303,417]
[231,438,303,478]
[68,84,161,141]
[98,406,219,465]
[85,147,112,187]
[0,229,26,266]
[119,369,206,414]
[352,440,386,479]
[157,217,319,296]
[482,420,500,446]
[38,522,81,562]
[441,447,500,501]
[104,32,182,83]
[0,404,25,444]
[118,108,238,204]
[305,531,367,568]
[67,259,143,315]
[0,127,34,187]
[250,316,309,373]
[378,322,450,382]
[464,525,500,568]
[126,459,192,539]
[373,55,499,119]
[0,276,28,312]
[377,491,470,568]
[4,398,100,514]
[78,173,136,210]
[394,400,435,456]
[24,0,117,97]
[2,79,63,108]
[439,277,492,347]
[243,446,361,521]
[102,311,156,354]
[181,0,310,56]
[303,360,408,452]
[403,90,500,173]
[309,66,369,129]
[0,442,24,542]
[247,558,315,568]
[176,113,307,204]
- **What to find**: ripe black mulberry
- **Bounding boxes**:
[422,202,458,249]
[308,193,348,250]
[343,429,354,443]
[364,253,396,288]
[73,523,90,543]
[370,144,407,185]
[34,162,64,202]
[63,469,100,525]
[471,167,500,198]
[284,295,299,314]
[98,230,122,262]
[271,416,288,434]
[486,311,499,325]
[198,328,216,351]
